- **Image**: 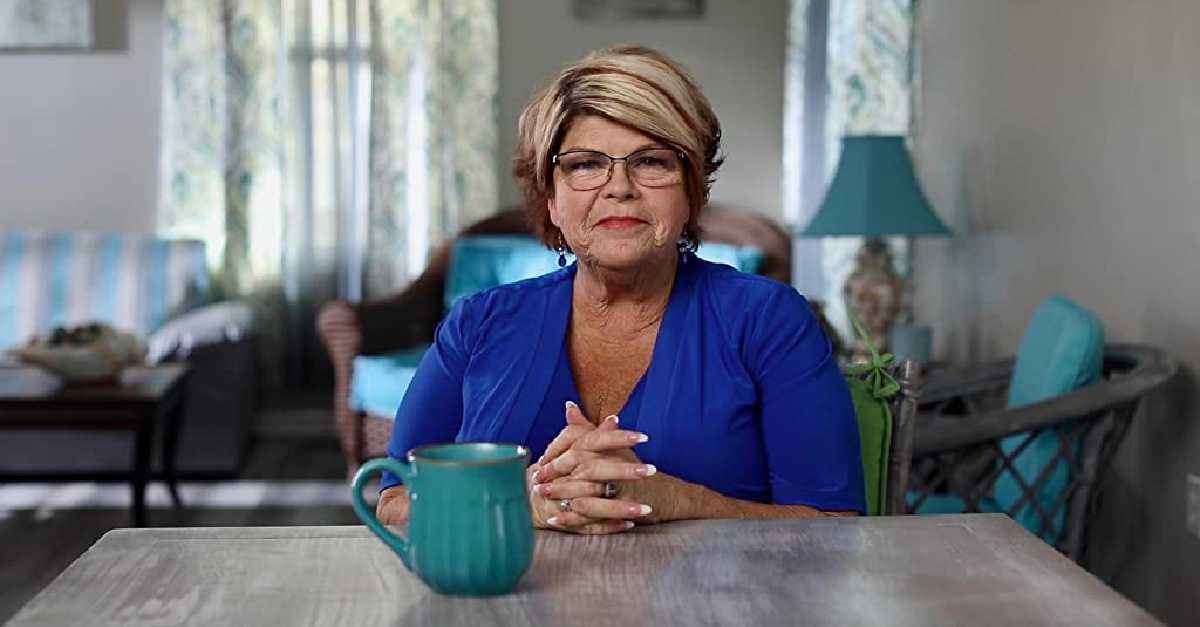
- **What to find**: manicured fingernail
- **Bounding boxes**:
[537,456,545,465]
[629,433,649,444]
[624,521,636,530]
[636,464,657,477]
[606,414,619,425]
[533,470,544,482]
[547,517,561,526]
[565,400,578,411]
[532,484,548,496]
[629,504,652,517]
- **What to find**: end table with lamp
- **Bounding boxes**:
[800,135,951,365]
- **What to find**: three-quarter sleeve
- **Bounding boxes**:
[746,287,866,514]
[378,298,474,490]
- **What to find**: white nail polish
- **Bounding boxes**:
[606,414,619,425]
[565,400,578,410]
[638,505,653,516]
[547,517,560,526]
[624,521,636,530]
[644,464,658,477]
[634,434,649,443]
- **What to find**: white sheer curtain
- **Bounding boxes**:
[159,0,497,386]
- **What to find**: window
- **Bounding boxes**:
[285,0,372,301]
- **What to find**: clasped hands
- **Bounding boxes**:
[527,401,661,534]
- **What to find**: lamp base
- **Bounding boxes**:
[842,238,903,361]
[890,322,931,365]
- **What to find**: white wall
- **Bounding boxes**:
[914,1,1200,624]
[0,0,161,234]
[498,0,789,220]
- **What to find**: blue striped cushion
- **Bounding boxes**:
[0,231,210,350]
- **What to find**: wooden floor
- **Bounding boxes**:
[0,397,360,623]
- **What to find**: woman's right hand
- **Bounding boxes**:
[535,401,604,466]
[376,486,410,526]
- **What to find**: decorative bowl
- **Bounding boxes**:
[7,324,146,383]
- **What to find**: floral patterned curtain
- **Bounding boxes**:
[367,0,498,296]
[785,0,915,341]
[160,0,288,384]
[159,0,497,386]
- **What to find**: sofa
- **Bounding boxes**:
[0,230,258,478]
[317,205,792,474]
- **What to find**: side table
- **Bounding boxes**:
[0,364,190,526]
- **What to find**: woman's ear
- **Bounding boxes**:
[546,195,561,229]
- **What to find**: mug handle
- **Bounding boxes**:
[352,458,413,567]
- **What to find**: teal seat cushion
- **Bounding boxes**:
[990,296,1104,539]
[694,242,765,274]
[350,345,430,419]
[1006,296,1105,409]
[444,237,564,310]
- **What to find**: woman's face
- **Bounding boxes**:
[548,115,690,271]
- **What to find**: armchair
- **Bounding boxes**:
[908,343,1177,563]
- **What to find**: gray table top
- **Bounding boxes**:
[5,514,1160,627]
[0,364,188,405]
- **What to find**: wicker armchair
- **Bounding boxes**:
[317,205,793,475]
[907,344,1177,563]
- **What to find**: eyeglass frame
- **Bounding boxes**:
[550,147,688,191]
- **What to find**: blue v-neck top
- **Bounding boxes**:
[381,257,865,514]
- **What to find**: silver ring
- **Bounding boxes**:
[603,482,620,499]
[558,499,572,513]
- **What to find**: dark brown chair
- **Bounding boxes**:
[317,205,792,474]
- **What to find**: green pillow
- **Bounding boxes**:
[847,375,893,516]
[844,315,900,516]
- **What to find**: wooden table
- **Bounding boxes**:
[0,365,189,527]
[4,514,1160,626]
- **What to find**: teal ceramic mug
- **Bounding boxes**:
[351,443,535,596]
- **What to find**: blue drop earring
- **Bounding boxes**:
[556,233,568,268]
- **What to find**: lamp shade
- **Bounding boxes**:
[801,135,951,238]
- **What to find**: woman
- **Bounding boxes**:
[376,46,864,534]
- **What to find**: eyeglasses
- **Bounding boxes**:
[551,148,686,191]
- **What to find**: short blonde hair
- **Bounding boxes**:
[512,45,723,250]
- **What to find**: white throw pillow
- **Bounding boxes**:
[146,301,255,364]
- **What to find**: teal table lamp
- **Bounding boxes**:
[801,135,951,362]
